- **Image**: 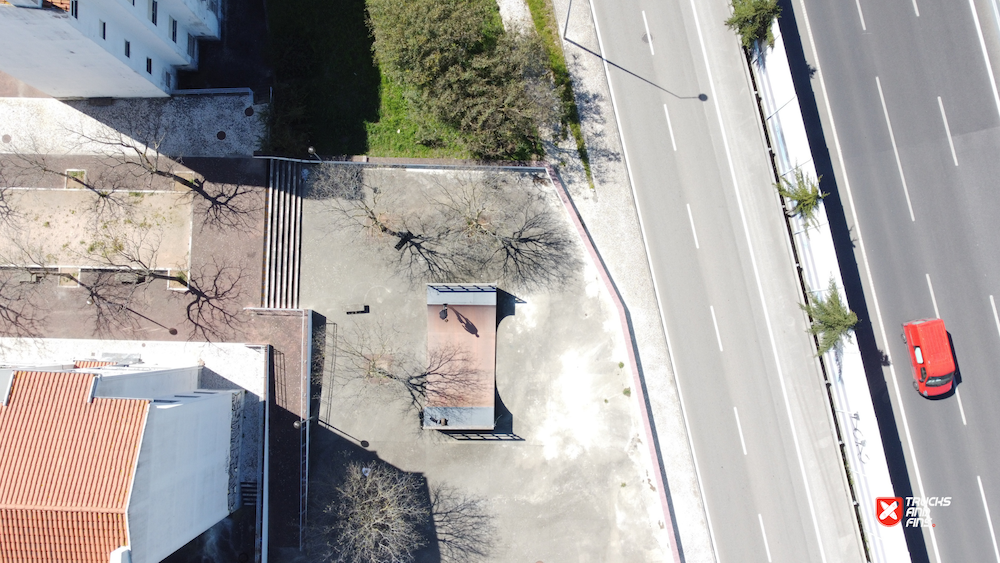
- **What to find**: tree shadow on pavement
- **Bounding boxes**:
[778,1,929,561]
[304,424,499,563]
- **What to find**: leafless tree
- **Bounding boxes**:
[316,461,428,563]
[70,125,258,230]
[308,164,456,281]
[3,106,259,230]
[433,170,577,290]
[0,269,50,338]
[335,317,489,411]
[310,164,578,289]
[58,217,247,340]
[0,151,142,222]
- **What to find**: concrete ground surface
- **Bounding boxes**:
[0,94,263,158]
[300,166,671,561]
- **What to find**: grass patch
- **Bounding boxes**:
[526,0,593,187]
[364,75,470,159]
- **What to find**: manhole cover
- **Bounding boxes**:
[217,131,226,140]
[642,33,651,44]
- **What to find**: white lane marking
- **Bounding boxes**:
[758,514,773,562]
[970,0,1000,121]
[980,476,1000,562]
[876,76,916,222]
[990,295,1000,340]
[642,10,654,55]
[664,103,678,151]
[710,305,723,352]
[912,0,920,17]
[855,0,867,30]
[926,274,941,318]
[689,1,828,560]
[938,97,959,166]
[797,1,942,560]
[734,407,747,455]
[588,3,719,561]
[956,389,968,425]
[993,0,1000,47]
[686,203,700,249]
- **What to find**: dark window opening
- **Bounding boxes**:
[150,0,157,25]
[170,18,177,42]
[124,40,130,58]
[70,0,78,18]
[146,58,152,74]
[100,20,106,39]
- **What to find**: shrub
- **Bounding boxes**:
[725,0,781,51]
[367,0,554,159]
[801,278,858,356]
[776,168,826,227]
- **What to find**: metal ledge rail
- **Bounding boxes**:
[261,159,303,309]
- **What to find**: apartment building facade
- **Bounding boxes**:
[0,0,220,98]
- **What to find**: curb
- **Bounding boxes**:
[544,163,683,563]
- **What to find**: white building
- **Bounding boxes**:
[0,361,247,563]
[0,0,220,98]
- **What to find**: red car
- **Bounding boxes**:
[903,318,955,397]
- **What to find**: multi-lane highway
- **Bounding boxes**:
[583,0,864,560]
[790,0,1000,560]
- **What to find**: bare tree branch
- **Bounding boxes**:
[308,163,457,282]
[310,164,578,289]
[319,462,428,563]
[430,485,497,563]
[335,317,488,412]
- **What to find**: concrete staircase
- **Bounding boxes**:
[262,159,303,309]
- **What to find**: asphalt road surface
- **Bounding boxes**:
[792,0,1000,561]
[584,0,864,561]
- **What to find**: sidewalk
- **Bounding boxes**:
[546,1,716,561]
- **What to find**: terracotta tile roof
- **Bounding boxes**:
[73,360,115,369]
[42,0,71,11]
[0,509,127,563]
[0,371,148,563]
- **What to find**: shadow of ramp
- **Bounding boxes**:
[777,1,929,561]
[496,288,523,328]
[438,387,523,441]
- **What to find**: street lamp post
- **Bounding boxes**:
[306,146,323,163]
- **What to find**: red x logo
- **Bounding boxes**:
[877,497,903,526]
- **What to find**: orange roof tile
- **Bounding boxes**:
[73,360,115,369]
[0,371,148,563]
[0,509,127,563]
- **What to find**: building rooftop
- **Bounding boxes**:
[0,370,148,563]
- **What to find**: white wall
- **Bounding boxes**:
[0,7,167,97]
[94,367,201,399]
[126,391,237,563]
[0,0,218,98]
